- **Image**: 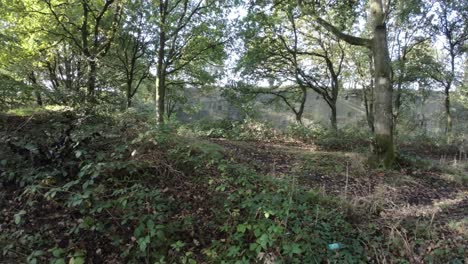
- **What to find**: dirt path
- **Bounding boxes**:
[211,138,468,232]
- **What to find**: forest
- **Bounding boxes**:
[0,0,467,263]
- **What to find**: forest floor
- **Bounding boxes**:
[211,138,468,259]
[212,138,468,218]
[1,110,467,263]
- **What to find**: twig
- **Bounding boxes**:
[14,114,34,132]
[345,161,349,198]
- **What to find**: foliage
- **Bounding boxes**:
[1,108,467,262]
[179,118,281,141]
[314,127,372,152]
[0,110,366,263]
[205,164,367,263]
[286,122,327,143]
[1,0,467,262]
[287,123,372,151]
[0,73,38,110]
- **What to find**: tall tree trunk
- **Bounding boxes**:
[29,72,43,107]
[445,86,452,141]
[296,86,306,125]
[127,80,133,108]
[156,41,166,124]
[156,0,167,124]
[87,59,97,97]
[393,44,407,139]
[445,45,455,143]
[393,79,402,146]
[363,54,375,133]
[330,73,339,131]
[330,103,337,130]
[64,56,74,91]
[372,23,394,167]
[364,87,375,133]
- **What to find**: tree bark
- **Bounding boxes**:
[156,36,166,123]
[156,0,167,124]
[87,59,97,97]
[29,72,43,107]
[364,86,375,133]
[445,43,455,143]
[296,86,306,125]
[372,23,394,168]
[445,86,452,139]
[330,102,337,130]
[127,79,133,108]
[364,54,375,133]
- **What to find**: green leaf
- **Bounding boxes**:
[14,210,26,225]
[291,243,302,254]
[53,258,66,264]
[51,247,65,257]
[69,256,85,264]
[227,246,240,257]
[236,223,247,233]
[138,236,150,252]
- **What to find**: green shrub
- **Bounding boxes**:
[286,122,326,143]
[180,118,281,141]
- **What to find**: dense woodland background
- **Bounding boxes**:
[0,0,467,263]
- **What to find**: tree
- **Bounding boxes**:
[110,0,154,108]
[154,0,228,123]
[429,0,467,142]
[41,0,123,98]
[237,7,309,124]
[350,49,376,133]
[238,3,346,128]
[299,0,395,167]
[0,72,36,110]
[0,0,124,105]
[389,0,433,132]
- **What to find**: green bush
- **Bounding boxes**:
[286,122,326,143]
[180,118,281,141]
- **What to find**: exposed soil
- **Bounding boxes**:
[210,138,468,233]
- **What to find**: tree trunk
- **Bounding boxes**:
[445,44,455,143]
[126,78,133,108]
[156,0,167,124]
[393,82,402,129]
[156,41,166,124]
[64,56,74,91]
[393,80,402,146]
[364,54,375,133]
[29,72,43,107]
[87,59,97,97]
[330,103,337,130]
[445,86,452,142]
[296,86,306,125]
[364,88,375,133]
[372,23,394,168]
[393,47,407,138]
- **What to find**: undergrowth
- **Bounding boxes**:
[0,111,366,263]
[0,110,466,263]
